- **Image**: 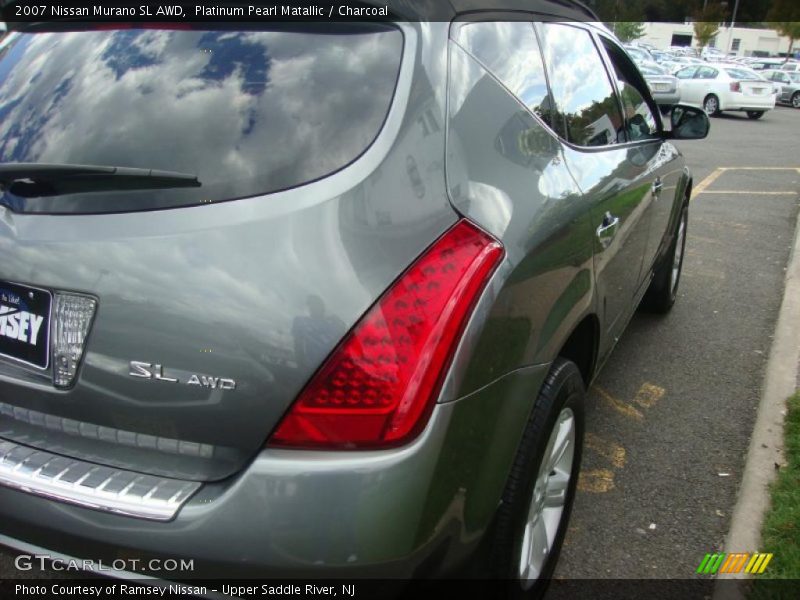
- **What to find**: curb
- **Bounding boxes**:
[714,196,800,595]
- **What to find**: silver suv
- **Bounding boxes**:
[0,1,707,592]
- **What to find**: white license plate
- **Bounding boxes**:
[749,87,765,95]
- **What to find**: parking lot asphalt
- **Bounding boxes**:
[555,105,800,580]
[1,107,798,584]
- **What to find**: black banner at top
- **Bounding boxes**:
[2,0,798,24]
[7,1,442,23]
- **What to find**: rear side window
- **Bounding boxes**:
[725,68,759,80]
[455,22,554,128]
[675,67,697,79]
[0,25,402,214]
[538,23,623,147]
[695,66,718,79]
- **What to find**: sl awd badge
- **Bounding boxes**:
[129,361,236,390]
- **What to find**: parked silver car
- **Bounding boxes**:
[639,63,681,109]
[0,1,708,592]
[763,69,800,108]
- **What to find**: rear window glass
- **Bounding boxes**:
[724,68,762,80]
[0,25,402,214]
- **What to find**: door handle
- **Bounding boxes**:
[651,177,663,197]
[596,212,620,249]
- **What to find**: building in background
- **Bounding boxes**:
[641,22,795,57]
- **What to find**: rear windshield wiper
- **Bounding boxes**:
[0,163,201,197]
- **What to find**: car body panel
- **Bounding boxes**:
[445,42,594,379]
[0,362,549,576]
[0,23,462,481]
[0,6,695,579]
[763,70,800,105]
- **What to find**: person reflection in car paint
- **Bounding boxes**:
[291,295,358,563]
[291,295,347,371]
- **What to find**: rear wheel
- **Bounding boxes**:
[746,110,764,120]
[791,92,800,109]
[642,203,688,313]
[703,94,720,116]
[489,358,585,598]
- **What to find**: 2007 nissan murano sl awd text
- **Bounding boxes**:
[0,0,708,594]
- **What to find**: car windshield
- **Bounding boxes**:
[0,24,403,214]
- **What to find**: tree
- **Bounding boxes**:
[693,3,726,49]
[614,22,647,43]
[693,21,719,50]
[771,22,800,57]
[766,0,800,56]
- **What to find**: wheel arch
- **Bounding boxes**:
[555,313,600,387]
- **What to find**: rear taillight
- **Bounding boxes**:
[268,219,504,449]
[730,82,741,92]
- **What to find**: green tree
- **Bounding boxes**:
[614,22,647,43]
[766,0,800,58]
[693,3,726,49]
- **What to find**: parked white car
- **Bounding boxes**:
[675,65,776,119]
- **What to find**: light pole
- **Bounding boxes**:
[728,0,741,54]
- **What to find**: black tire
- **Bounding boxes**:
[489,358,585,598]
[746,110,764,120]
[642,203,688,313]
[703,94,721,116]
[791,92,800,109]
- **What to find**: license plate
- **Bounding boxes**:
[653,83,669,91]
[750,87,765,95]
[0,281,51,369]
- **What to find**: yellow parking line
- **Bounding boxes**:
[634,383,665,408]
[700,191,796,195]
[694,166,800,197]
[585,433,627,468]
[693,168,725,196]
[593,386,644,421]
[578,468,615,493]
[717,167,800,171]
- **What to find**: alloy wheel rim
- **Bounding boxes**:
[704,97,717,114]
[793,95,800,108]
[671,214,686,294]
[518,407,576,588]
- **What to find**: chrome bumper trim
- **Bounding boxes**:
[0,439,200,521]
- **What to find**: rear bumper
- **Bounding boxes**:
[721,95,776,111]
[0,365,548,579]
[652,91,680,106]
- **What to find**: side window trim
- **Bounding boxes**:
[595,31,664,143]
[592,32,631,144]
[531,21,567,140]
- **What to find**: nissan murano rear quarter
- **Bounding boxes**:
[0,1,707,592]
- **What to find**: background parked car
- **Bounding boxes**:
[638,63,681,110]
[675,64,776,119]
[748,57,788,71]
[763,69,800,108]
[663,55,704,74]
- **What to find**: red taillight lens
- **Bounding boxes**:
[268,219,504,449]
[730,82,741,92]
